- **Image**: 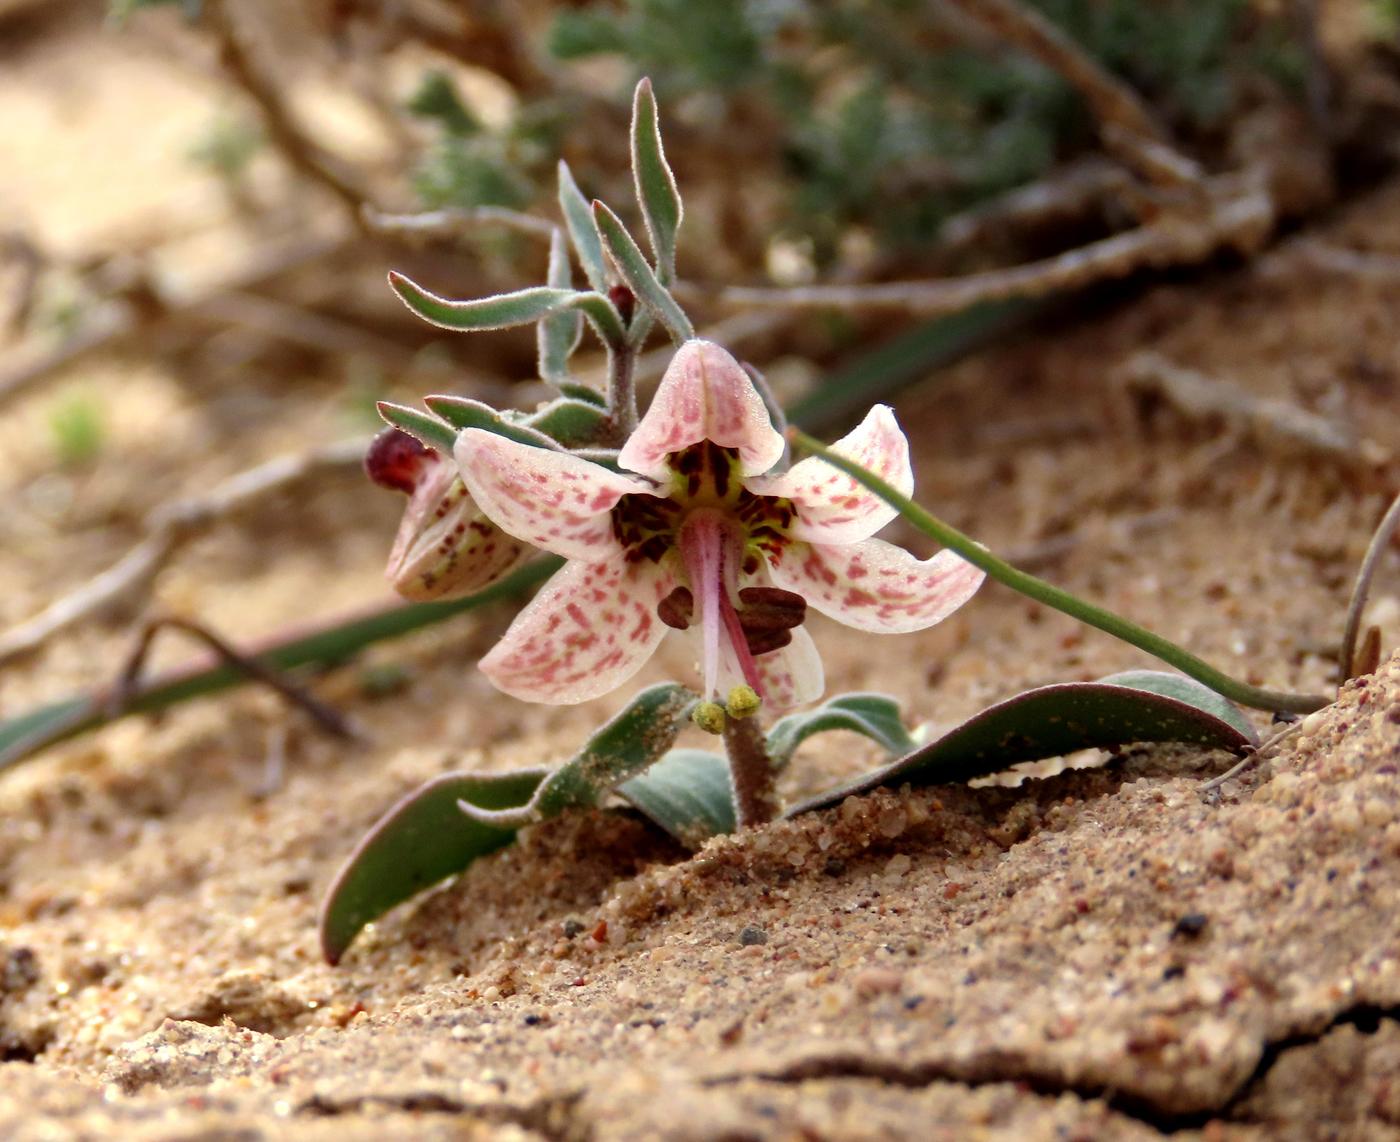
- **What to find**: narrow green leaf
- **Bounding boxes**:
[557,160,609,294]
[619,749,735,847]
[375,401,457,454]
[788,673,1258,816]
[556,381,607,407]
[538,228,582,386]
[767,693,917,771]
[630,77,682,283]
[318,768,548,964]
[592,200,694,344]
[389,271,580,332]
[422,395,559,451]
[569,290,628,348]
[522,398,610,446]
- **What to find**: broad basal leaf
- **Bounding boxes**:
[618,748,735,847]
[766,693,917,771]
[789,671,1257,816]
[319,768,547,964]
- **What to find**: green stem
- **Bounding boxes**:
[788,428,1331,715]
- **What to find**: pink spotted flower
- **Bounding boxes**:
[454,340,985,709]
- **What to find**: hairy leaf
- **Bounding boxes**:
[538,228,583,385]
[389,272,580,332]
[375,401,457,454]
[592,200,695,344]
[630,78,683,282]
[557,159,610,294]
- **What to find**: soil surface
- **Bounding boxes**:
[3,11,1400,1141]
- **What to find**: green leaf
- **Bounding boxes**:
[538,228,582,386]
[557,160,609,294]
[556,381,607,407]
[422,396,559,451]
[619,749,735,847]
[630,78,683,283]
[522,398,610,446]
[592,200,695,344]
[789,672,1258,816]
[375,401,457,454]
[457,683,697,828]
[766,693,917,771]
[318,768,548,965]
[1095,670,1258,742]
[389,272,580,332]
[570,290,628,348]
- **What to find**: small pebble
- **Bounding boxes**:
[737,926,768,947]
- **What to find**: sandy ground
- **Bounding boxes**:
[3,8,1400,1140]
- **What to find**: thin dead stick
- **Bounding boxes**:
[1199,721,1305,792]
[1281,240,1400,282]
[0,437,370,665]
[1339,490,1400,682]
[935,157,1128,250]
[714,177,1272,314]
[0,234,345,410]
[362,204,557,242]
[109,614,360,741]
[942,0,1194,185]
[1120,351,1385,466]
[204,0,369,219]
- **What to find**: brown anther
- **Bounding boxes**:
[743,627,793,655]
[364,427,435,494]
[737,586,806,632]
[657,586,694,630]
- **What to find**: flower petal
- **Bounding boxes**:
[619,340,784,480]
[753,625,825,711]
[748,405,913,544]
[479,558,676,704]
[455,429,651,560]
[386,461,529,601]
[766,538,984,634]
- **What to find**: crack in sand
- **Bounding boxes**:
[701,1007,1400,1136]
[296,1089,589,1141]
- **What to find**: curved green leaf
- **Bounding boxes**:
[422,395,559,451]
[570,290,628,348]
[788,672,1257,816]
[457,683,697,828]
[557,159,609,294]
[389,272,580,332]
[592,201,694,344]
[319,768,548,964]
[630,78,682,283]
[619,749,735,847]
[538,228,583,385]
[375,401,457,454]
[1096,670,1257,741]
[556,381,607,408]
[522,398,610,446]
[767,693,917,771]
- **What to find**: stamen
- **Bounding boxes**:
[678,511,766,700]
[657,586,694,630]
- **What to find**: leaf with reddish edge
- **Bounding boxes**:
[318,768,548,965]
[786,671,1258,817]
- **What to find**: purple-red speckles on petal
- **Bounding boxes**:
[619,340,784,481]
[455,429,652,561]
[766,538,984,634]
[479,559,676,703]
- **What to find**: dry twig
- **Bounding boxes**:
[1338,490,1400,682]
[0,437,370,665]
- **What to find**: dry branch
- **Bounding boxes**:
[0,437,370,666]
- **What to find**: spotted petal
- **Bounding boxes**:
[456,429,652,561]
[619,340,784,481]
[766,538,984,634]
[386,461,529,601]
[480,558,677,704]
[753,626,825,711]
[748,405,913,544]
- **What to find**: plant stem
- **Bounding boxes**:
[606,344,639,440]
[723,713,779,827]
[787,428,1332,715]
[1338,489,1400,682]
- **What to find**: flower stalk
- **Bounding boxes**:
[787,427,1332,715]
[722,706,780,827]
